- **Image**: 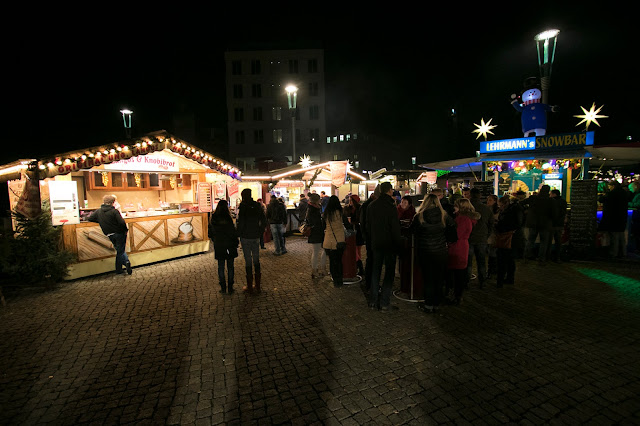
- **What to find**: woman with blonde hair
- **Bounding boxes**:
[446,198,480,305]
[410,193,456,313]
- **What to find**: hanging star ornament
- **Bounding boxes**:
[574,103,608,130]
[298,154,313,168]
[472,118,497,140]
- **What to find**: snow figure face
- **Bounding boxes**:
[522,88,542,105]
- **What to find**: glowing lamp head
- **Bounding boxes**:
[535,29,560,41]
[285,85,298,94]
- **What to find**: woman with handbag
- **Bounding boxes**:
[494,196,523,287]
[306,193,327,278]
[323,195,348,287]
[411,194,456,313]
[209,200,239,294]
[344,195,365,276]
[446,198,480,305]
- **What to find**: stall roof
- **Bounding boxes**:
[242,161,368,182]
[1,130,241,182]
[419,157,482,173]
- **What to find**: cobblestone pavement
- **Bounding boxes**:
[1,236,640,425]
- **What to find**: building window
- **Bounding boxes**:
[251,59,261,75]
[354,154,358,160]
[326,137,331,144]
[235,130,245,144]
[252,84,262,98]
[234,108,244,122]
[310,128,319,142]
[308,82,318,96]
[353,133,358,140]
[272,107,282,121]
[308,59,318,73]
[372,155,376,162]
[309,105,319,120]
[253,107,263,121]
[339,134,344,142]
[288,59,298,73]
[273,129,283,144]
[233,84,243,99]
[355,160,360,168]
[232,60,242,75]
[254,130,264,144]
[293,109,300,120]
[346,134,351,141]
[333,154,338,161]
[333,136,337,143]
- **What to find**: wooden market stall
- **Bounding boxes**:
[1,131,242,280]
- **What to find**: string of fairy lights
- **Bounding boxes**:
[36,133,242,180]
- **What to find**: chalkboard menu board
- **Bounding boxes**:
[569,180,598,256]
[472,181,494,204]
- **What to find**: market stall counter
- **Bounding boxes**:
[63,211,209,279]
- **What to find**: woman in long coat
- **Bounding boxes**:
[323,195,348,287]
[306,193,326,278]
[446,198,480,305]
[209,200,239,294]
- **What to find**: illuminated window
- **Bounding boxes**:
[333,137,337,143]
[355,161,359,168]
[354,154,358,160]
[326,137,331,144]
[272,107,282,121]
[273,129,283,144]
[340,135,344,142]
[353,133,358,140]
[333,154,338,161]
[346,134,351,141]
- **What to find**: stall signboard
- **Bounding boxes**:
[197,182,212,212]
[228,180,239,198]
[480,131,594,154]
[104,151,179,172]
[330,161,349,187]
[472,181,494,203]
[215,182,226,200]
[48,181,80,225]
[542,173,563,180]
[569,180,598,258]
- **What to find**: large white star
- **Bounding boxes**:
[298,154,313,168]
[472,118,497,140]
[574,103,608,130]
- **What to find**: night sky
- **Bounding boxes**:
[3,7,637,166]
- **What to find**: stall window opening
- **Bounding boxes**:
[112,173,123,187]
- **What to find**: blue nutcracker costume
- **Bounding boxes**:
[511,79,556,137]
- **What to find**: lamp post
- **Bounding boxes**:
[120,109,133,139]
[534,29,560,105]
[285,85,298,165]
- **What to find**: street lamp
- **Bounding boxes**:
[285,85,298,165]
[120,109,133,139]
[535,29,559,105]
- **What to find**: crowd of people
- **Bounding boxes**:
[205,179,640,309]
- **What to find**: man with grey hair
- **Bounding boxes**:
[88,194,132,275]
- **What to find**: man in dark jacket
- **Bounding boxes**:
[88,194,132,275]
[267,197,288,255]
[599,181,629,258]
[359,185,380,292]
[550,189,568,262]
[237,188,267,292]
[432,188,455,218]
[467,187,495,288]
[524,185,556,262]
[365,182,404,312]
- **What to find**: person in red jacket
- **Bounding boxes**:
[445,198,480,305]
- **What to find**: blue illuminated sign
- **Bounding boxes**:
[480,138,535,154]
[542,173,563,179]
[479,131,594,154]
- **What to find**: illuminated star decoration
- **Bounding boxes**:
[574,103,608,130]
[472,118,497,140]
[298,154,313,168]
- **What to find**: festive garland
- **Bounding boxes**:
[485,159,583,173]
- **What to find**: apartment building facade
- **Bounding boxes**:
[224,49,327,171]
